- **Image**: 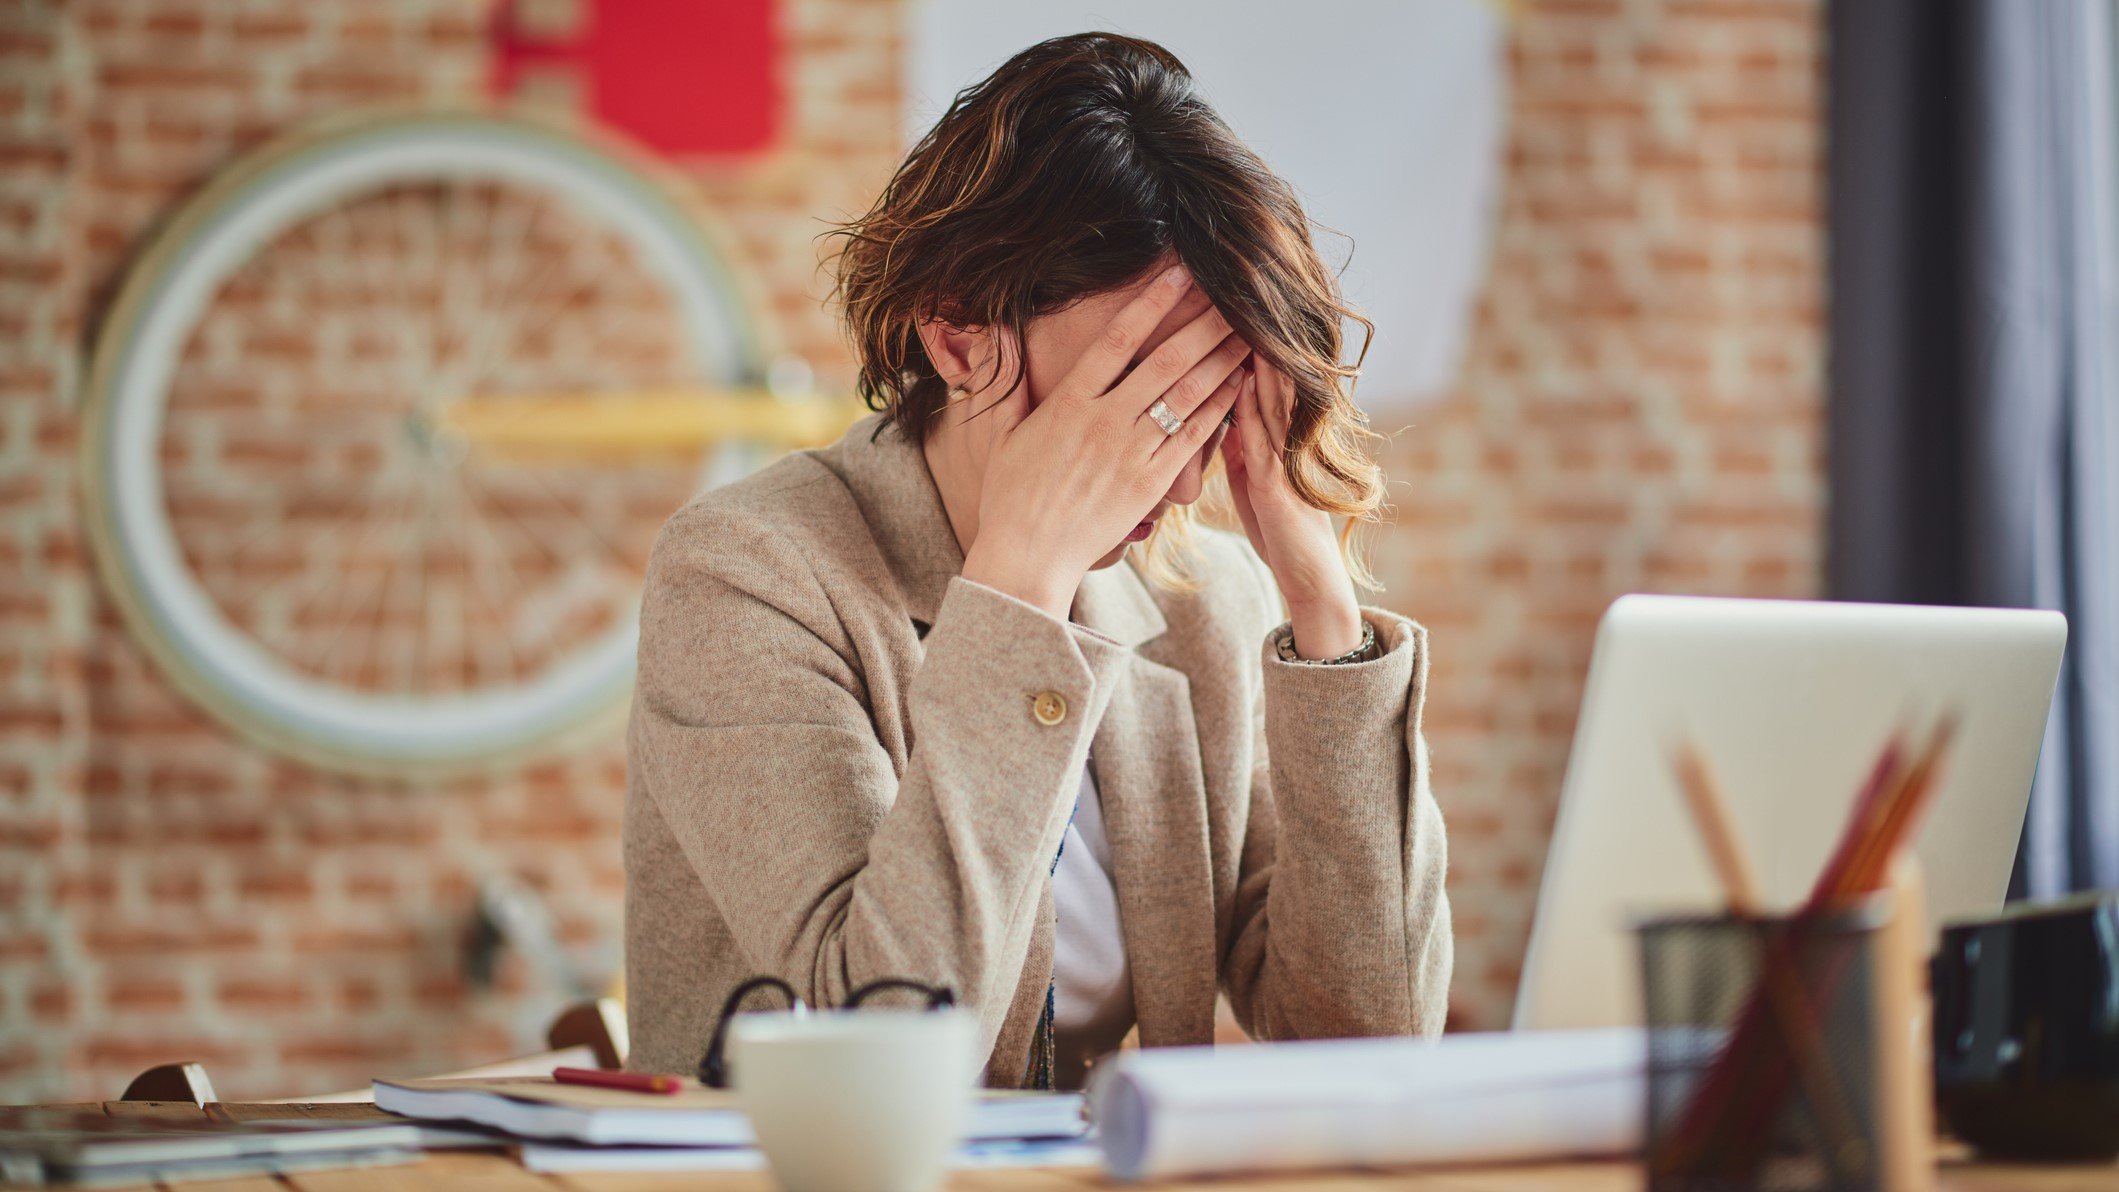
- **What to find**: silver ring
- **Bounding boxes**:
[1147,400,1184,436]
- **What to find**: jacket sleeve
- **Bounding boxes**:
[629,513,1130,1067]
[1219,551,1454,1040]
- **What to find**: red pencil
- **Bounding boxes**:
[552,1066,683,1094]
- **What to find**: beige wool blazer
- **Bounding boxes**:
[624,414,1452,1088]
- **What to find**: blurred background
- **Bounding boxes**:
[2,0,2099,1104]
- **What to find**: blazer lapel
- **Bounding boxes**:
[820,419,1220,1049]
[812,414,962,630]
[1076,568,1219,1048]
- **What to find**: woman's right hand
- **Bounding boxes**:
[958,264,1250,619]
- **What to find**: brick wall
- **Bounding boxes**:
[0,0,96,1109]
[1372,0,1824,1026]
[0,0,1821,1098]
[0,0,905,1102]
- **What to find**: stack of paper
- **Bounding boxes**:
[1085,1028,1645,1181]
[518,1135,1102,1174]
[0,1108,421,1187]
[373,1075,1086,1155]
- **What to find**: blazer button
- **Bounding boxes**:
[1031,691,1068,726]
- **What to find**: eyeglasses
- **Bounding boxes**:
[698,975,958,1089]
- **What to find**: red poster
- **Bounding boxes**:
[492,0,781,157]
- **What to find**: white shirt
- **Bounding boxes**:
[1050,760,1134,1076]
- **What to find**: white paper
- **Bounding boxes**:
[1086,1028,1645,1181]
[372,1078,1081,1148]
[522,1144,762,1173]
[521,1136,1102,1174]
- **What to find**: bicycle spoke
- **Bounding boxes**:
[459,486,567,681]
[423,473,469,692]
[295,472,419,682]
[455,465,606,672]
[219,467,402,625]
[452,227,577,412]
[227,518,349,645]
[365,463,436,695]
[315,467,427,687]
[428,179,483,401]
[322,202,424,418]
[494,269,610,375]
[441,476,523,688]
[514,459,643,581]
[437,184,549,404]
[393,187,448,413]
[392,474,439,695]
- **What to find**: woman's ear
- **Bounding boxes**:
[914,318,991,391]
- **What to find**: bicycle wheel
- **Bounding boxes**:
[81,108,779,777]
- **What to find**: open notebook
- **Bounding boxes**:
[373,1075,1084,1147]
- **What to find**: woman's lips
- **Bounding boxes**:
[1126,519,1156,543]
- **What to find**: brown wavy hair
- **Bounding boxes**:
[824,31,1385,588]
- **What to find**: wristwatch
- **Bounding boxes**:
[1274,619,1379,665]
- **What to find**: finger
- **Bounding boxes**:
[1219,376,1264,546]
[1134,335,1247,448]
[1258,359,1294,454]
[1151,359,1244,468]
[1139,346,1243,450]
[1052,263,1195,403]
[1236,366,1274,472]
[1226,455,1263,548]
[1218,394,1247,480]
[1113,304,1236,418]
[1133,286,1216,373]
[1220,416,1261,536]
[1200,404,1234,463]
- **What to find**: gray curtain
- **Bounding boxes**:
[1829,0,2119,895]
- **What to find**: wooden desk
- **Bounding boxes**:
[11,1100,2116,1191]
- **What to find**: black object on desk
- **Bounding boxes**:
[1932,891,2119,1161]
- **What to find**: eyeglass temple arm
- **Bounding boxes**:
[699,975,805,1089]
[697,976,958,1089]
[845,978,956,1010]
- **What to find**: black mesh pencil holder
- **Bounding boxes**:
[1636,903,1889,1192]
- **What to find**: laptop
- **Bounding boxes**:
[1512,594,2067,1032]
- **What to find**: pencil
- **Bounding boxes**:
[552,1066,683,1095]
[1664,736,1864,1183]
[1672,742,1762,913]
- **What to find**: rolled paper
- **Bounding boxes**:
[1087,1028,1645,1182]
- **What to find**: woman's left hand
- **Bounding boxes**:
[1220,359,1367,660]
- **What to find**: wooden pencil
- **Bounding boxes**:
[1672,742,1763,913]
[1664,737,1864,1182]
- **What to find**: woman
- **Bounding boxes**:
[625,32,1450,1091]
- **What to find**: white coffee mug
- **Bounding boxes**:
[729,1008,979,1192]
